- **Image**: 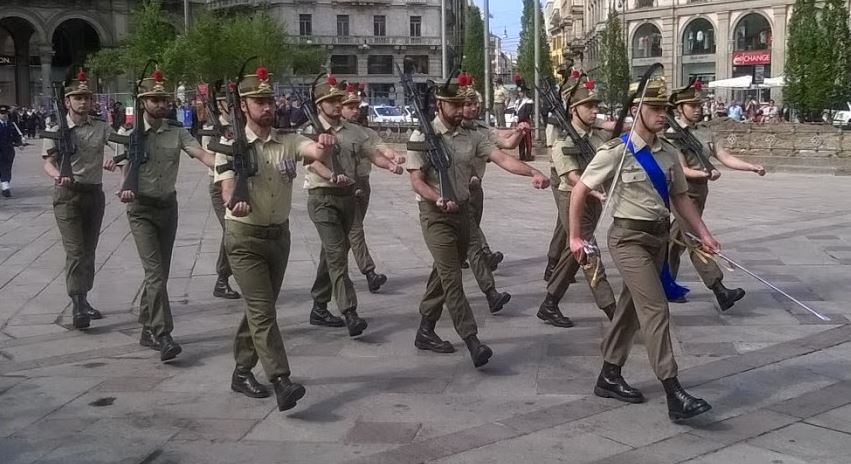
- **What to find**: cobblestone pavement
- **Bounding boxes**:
[1,142,851,464]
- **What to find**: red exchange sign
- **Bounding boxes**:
[732,50,771,66]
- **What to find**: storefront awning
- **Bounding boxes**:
[707,75,753,89]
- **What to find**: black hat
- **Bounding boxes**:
[0,105,8,114]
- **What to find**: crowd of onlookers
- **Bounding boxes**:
[704,96,783,124]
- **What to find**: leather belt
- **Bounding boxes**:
[612,217,669,235]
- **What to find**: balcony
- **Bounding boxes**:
[295,35,442,47]
[332,0,392,4]
[206,0,269,9]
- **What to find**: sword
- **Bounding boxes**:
[685,232,830,321]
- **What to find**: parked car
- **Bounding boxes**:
[830,103,851,129]
[369,105,410,124]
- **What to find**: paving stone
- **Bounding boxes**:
[806,403,851,435]
[0,438,55,464]
[689,409,798,444]
[684,443,811,464]
[593,432,722,464]
[681,342,739,357]
[344,420,422,444]
[766,381,851,418]
[748,422,851,463]
[171,418,258,441]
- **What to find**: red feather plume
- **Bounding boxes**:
[227,80,237,91]
[152,68,164,82]
[76,68,87,82]
[458,73,470,87]
[584,79,595,90]
[571,68,581,79]
[256,66,269,81]
[327,74,337,86]
[693,79,703,91]
[346,83,355,92]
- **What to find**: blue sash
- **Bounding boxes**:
[620,134,689,301]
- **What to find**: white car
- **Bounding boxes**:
[369,105,409,124]
[831,103,851,129]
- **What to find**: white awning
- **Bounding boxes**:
[707,75,753,89]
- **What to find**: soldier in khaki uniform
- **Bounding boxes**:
[42,69,113,330]
[216,67,334,412]
[338,84,404,293]
[538,78,617,327]
[665,83,765,311]
[568,78,720,420]
[115,68,216,362]
[304,75,403,337]
[406,74,549,368]
[200,93,240,300]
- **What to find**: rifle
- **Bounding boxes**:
[538,69,596,169]
[397,63,456,203]
[299,75,345,183]
[41,69,77,179]
[197,80,227,139]
[664,78,715,173]
[109,59,158,195]
[207,58,259,207]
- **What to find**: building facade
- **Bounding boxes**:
[546,0,586,74]
[582,0,800,102]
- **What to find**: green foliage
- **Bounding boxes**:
[821,0,851,108]
[463,5,486,96]
[599,11,630,113]
[517,0,554,85]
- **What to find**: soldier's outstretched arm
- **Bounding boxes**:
[301,134,336,161]
[185,146,216,169]
[715,147,765,175]
[366,149,403,174]
[488,149,549,189]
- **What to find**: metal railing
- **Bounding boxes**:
[295,35,441,47]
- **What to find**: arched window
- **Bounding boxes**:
[734,13,771,51]
[632,23,662,59]
[683,18,715,55]
[52,19,102,67]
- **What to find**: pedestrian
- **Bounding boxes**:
[727,101,743,121]
[41,68,114,329]
[664,81,766,311]
[113,66,216,362]
[493,77,508,128]
[538,76,617,327]
[568,77,720,420]
[111,102,126,131]
[215,66,335,412]
[765,99,779,123]
[0,104,23,197]
[513,77,534,161]
[405,72,550,367]
[303,74,403,337]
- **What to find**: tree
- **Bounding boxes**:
[785,0,829,121]
[820,0,851,109]
[598,11,630,114]
[463,5,486,96]
[516,0,554,85]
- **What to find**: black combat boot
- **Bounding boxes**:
[543,257,558,281]
[463,335,493,368]
[536,294,574,328]
[711,282,746,311]
[365,270,388,293]
[485,288,511,314]
[71,295,90,329]
[81,294,102,320]
[662,377,712,421]
[158,334,182,362]
[231,367,270,399]
[309,301,344,327]
[139,327,160,350]
[213,276,241,299]
[344,309,367,337]
[271,375,306,411]
[601,304,616,321]
[486,251,504,271]
[593,362,646,403]
[414,317,455,353]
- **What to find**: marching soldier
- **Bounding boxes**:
[665,82,765,311]
[338,83,403,293]
[304,74,403,337]
[406,74,549,368]
[41,69,113,329]
[115,67,216,362]
[200,91,241,300]
[538,77,616,327]
[0,104,22,197]
[216,67,334,412]
[568,78,719,420]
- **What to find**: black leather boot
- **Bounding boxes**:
[365,270,387,293]
[593,362,646,403]
[231,367,270,398]
[463,335,493,368]
[272,375,306,411]
[344,309,367,337]
[81,294,103,320]
[414,317,455,353]
[485,288,511,314]
[213,276,241,299]
[139,327,160,350]
[543,258,558,281]
[486,251,504,271]
[536,294,574,328]
[662,377,712,420]
[158,334,182,362]
[71,295,90,329]
[711,282,746,311]
[601,304,616,321]
[309,302,344,327]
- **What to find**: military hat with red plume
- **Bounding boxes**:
[342,81,362,106]
[670,77,707,105]
[239,65,275,98]
[137,65,171,98]
[64,65,93,96]
[568,76,601,108]
[312,72,348,104]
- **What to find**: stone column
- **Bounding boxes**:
[39,45,53,102]
[715,11,731,100]
[771,5,788,104]
[662,16,676,87]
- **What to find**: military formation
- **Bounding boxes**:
[35,57,772,420]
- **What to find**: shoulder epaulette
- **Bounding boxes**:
[599,138,624,150]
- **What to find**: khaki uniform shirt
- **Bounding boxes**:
[214,125,312,226]
[493,86,509,105]
[202,115,231,177]
[664,118,716,172]
[354,125,386,179]
[42,114,112,185]
[405,117,495,202]
[463,120,499,179]
[580,134,688,222]
[304,115,371,189]
[117,117,202,199]
[551,125,609,192]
